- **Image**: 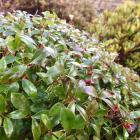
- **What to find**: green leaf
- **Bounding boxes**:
[6,35,21,51]
[0,58,7,73]
[32,110,49,119]
[3,117,13,137]
[8,65,27,79]
[93,136,100,140]
[37,72,48,83]
[60,108,75,130]
[76,105,88,121]
[54,85,66,100]
[43,134,57,140]
[53,131,65,139]
[41,114,48,126]
[92,124,101,139]
[68,102,76,113]
[8,110,28,119]
[8,110,29,119]
[11,92,29,110]
[49,103,64,117]
[31,49,46,65]
[68,65,78,77]
[131,92,140,99]
[0,95,6,113]
[66,135,76,140]
[32,118,41,140]
[47,60,64,83]
[0,38,6,46]
[14,34,21,48]
[73,115,85,129]
[8,82,19,92]
[1,65,27,83]
[5,55,17,64]
[123,128,129,139]
[0,84,8,92]
[58,134,66,140]
[19,34,36,49]
[22,79,37,99]
[129,110,140,119]
[0,116,2,126]
[6,36,16,51]
[94,109,107,117]
[43,47,57,58]
[41,114,53,129]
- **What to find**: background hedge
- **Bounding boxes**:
[0,0,96,30]
[88,1,140,74]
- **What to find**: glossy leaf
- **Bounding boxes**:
[11,92,29,110]
[0,58,7,73]
[3,118,13,137]
[8,110,29,119]
[32,118,41,140]
[0,95,6,113]
[19,34,36,49]
[76,105,88,121]
[60,108,75,130]
[49,103,64,117]
[22,79,37,99]
[129,111,140,119]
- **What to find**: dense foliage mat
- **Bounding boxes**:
[0,11,140,140]
[89,1,140,74]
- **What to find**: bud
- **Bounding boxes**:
[123,123,138,134]
[113,104,119,113]
[84,79,94,85]
[28,64,33,68]
[23,75,29,80]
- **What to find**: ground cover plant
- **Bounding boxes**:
[0,11,140,140]
[88,1,140,74]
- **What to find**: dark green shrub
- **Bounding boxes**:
[0,11,140,140]
[88,1,140,74]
